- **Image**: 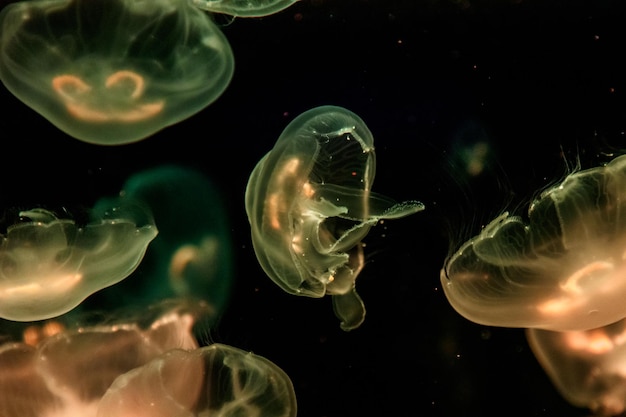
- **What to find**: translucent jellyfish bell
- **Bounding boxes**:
[0,201,157,322]
[527,320,626,416]
[0,0,234,145]
[190,0,300,17]
[0,299,205,417]
[98,343,297,417]
[441,154,626,331]
[245,105,425,331]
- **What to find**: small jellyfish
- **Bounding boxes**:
[0,299,205,417]
[93,165,234,317]
[190,0,300,17]
[441,154,626,331]
[0,0,234,145]
[245,105,424,331]
[527,320,626,416]
[448,118,496,178]
[0,200,157,322]
[98,343,297,417]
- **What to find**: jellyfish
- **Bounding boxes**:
[527,320,626,416]
[190,0,300,17]
[0,0,234,145]
[92,165,234,317]
[98,343,297,417]
[0,298,205,417]
[441,154,626,332]
[448,118,496,178]
[0,199,156,322]
[245,105,425,331]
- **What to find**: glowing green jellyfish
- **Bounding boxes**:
[190,0,300,17]
[92,165,233,317]
[0,0,234,145]
[245,105,425,331]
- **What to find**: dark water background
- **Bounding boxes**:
[2,0,626,416]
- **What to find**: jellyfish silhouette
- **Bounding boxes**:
[245,105,425,331]
[0,0,234,145]
[441,154,626,332]
[92,165,234,318]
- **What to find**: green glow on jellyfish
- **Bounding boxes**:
[191,0,300,17]
[91,165,234,318]
[0,0,234,145]
[0,200,156,322]
[245,105,425,331]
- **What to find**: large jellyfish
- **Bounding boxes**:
[0,297,296,417]
[93,165,234,317]
[245,105,425,331]
[527,320,626,417]
[0,299,205,417]
[98,343,297,417]
[441,154,626,331]
[0,199,157,322]
[190,0,300,17]
[0,0,234,145]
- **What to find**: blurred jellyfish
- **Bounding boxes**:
[0,0,234,145]
[527,319,626,416]
[441,154,626,331]
[0,198,157,322]
[190,0,300,17]
[245,105,425,331]
[98,343,297,417]
[22,320,65,347]
[448,118,496,178]
[0,298,206,417]
[91,165,233,317]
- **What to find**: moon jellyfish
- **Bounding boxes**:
[190,0,300,17]
[99,343,297,417]
[0,0,234,145]
[94,165,233,317]
[0,299,205,417]
[527,320,626,416]
[441,154,626,331]
[245,105,425,331]
[0,200,157,322]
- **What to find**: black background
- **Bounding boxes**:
[2,0,626,416]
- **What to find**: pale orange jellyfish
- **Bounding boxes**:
[0,299,205,417]
[528,319,626,416]
[98,343,297,417]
